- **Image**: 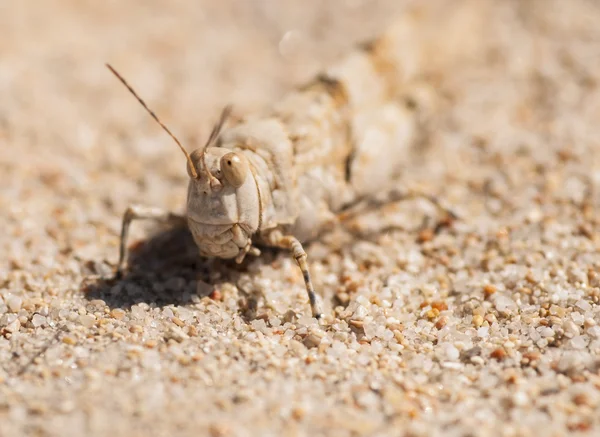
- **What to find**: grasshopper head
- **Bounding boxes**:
[185,145,261,261]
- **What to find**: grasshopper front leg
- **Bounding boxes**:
[116,204,186,278]
[262,230,323,319]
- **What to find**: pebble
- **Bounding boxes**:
[444,344,460,361]
[79,314,96,328]
[570,336,587,349]
[131,305,146,320]
[5,318,21,333]
[576,300,592,312]
[31,314,46,327]
[7,295,23,313]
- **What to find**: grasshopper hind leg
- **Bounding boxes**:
[263,230,323,319]
[116,204,186,278]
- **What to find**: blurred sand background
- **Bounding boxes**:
[1,1,600,436]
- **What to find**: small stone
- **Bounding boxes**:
[471,356,485,366]
[473,315,484,327]
[363,322,377,339]
[7,295,23,313]
[31,314,46,327]
[512,391,529,407]
[563,320,579,338]
[303,333,322,348]
[571,312,584,325]
[431,301,448,311]
[587,326,600,338]
[576,300,592,312]
[131,305,145,320]
[62,336,77,345]
[110,309,126,320]
[0,314,17,327]
[349,319,364,329]
[209,289,222,301]
[490,348,507,361]
[129,324,143,333]
[166,326,188,342]
[426,308,440,319]
[297,315,318,326]
[251,319,268,333]
[353,305,368,320]
[79,314,96,328]
[494,295,516,313]
[584,318,596,328]
[291,406,305,421]
[477,327,489,338]
[444,344,459,361]
[435,316,447,330]
[549,305,566,317]
[572,393,591,407]
[4,318,20,333]
[570,336,587,349]
[522,351,540,363]
[417,228,434,243]
[483,284,497,297]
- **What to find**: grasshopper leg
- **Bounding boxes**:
[264,231,323,319]
[339,187,459,223]
[116,204,186,278]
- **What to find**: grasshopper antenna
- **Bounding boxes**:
[204,105,232,150]
[106,63,199,179]
[201,104,232,181]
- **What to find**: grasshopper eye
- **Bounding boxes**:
[221,152,248,188]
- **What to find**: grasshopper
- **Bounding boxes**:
[108,0,486,319]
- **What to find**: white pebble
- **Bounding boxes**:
[570,312,584,325]
[251,319,268,334]
[131,305,146,320]
[328,341,347,358]
[570,335,588,349]
[177,307,193,321]
[7,295,22,313]
[297,315,317,326]
[5,318,20,333]
[363,322,377,340]
[79,314,96,328]
[494,295,516,313]
[576,300,592,312]
[445,344,460,361]
[32,314,46,327]
[563,320,579,338]
[512,391,529,407]
[162,307,174,319]
[0,313,17,327]
[587,326,600,338]
[353,305,368,320]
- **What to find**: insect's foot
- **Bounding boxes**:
[310,298,324,321]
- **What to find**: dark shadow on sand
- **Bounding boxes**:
[82,223,251,310]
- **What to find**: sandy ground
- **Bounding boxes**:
[1,1,600,436]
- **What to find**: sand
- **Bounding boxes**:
[1,1,600,436]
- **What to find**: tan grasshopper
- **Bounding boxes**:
[108,0,487,319]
